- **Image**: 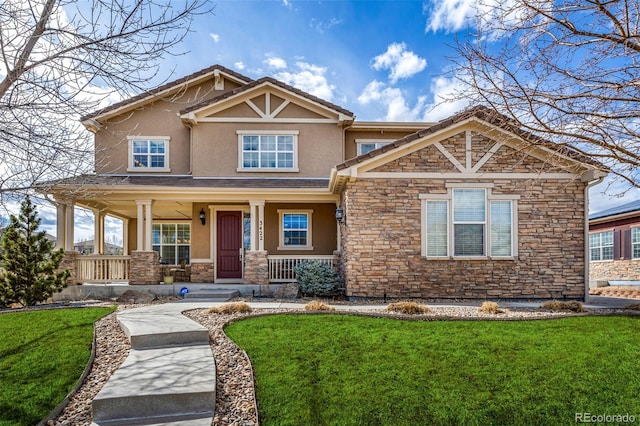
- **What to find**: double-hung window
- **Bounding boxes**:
[589,231,614,261]
[128,136,170,172]
[421,186,517,258]
[633,228,640,259]
[238,131,299,171]
[278,209,313,250]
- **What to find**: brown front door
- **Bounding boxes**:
[217,211,243,279]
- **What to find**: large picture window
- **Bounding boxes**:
[128,136,170,171]
[589,231,614,261]
[152,223,190,265]
[421,186,517,258]
[278,209,313,250]
[238,131,298,171]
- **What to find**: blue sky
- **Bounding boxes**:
[16,0,640,239]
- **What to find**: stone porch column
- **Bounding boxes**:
[130,250,161,285]
[243,250,269,285]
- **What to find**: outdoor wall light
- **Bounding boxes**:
[335,207,344,223]
[199,208,206,226]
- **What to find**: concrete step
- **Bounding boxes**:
[183,289,240,300]
[92,345,215,425]
[117,311,210,350]
[91,414,212,426]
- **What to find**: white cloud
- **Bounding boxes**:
[371,42,427,83]
[357,80,426,121]
[310,17,344,33]
[274,62,335,100]
[234,61,245,70]
[265,56,288,70]
[210,33,220,43]
[425,0,477,33]
[422,75,470,121]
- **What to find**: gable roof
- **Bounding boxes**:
[179,76,354,120]
[337,105,604,171]
[589,199,640,221]
[81,64,252,123]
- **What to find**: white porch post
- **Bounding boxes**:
[249,200,265,252]
[92,209,105,254]
[136,201,144,251]
[257,202,265,251]
[144,202,152,251]
[122,218,129,254]
[55,202,66,250]
[64,202,75,251]
[135,200,152,251]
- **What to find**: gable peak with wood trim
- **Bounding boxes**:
[331,106,606,193]
[180,77,355,126]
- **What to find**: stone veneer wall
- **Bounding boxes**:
[244,251,269,285]
[341,178,587,299]
[130,251,161,285]
[590,259,640,282]
[59,251,79,285]
[190,262,214,283]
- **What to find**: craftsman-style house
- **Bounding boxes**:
[45,64,607,299]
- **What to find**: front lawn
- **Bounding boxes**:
[0,307,115,426]
[225,314,640,426]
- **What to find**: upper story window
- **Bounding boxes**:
[127,136,170,172]
[421,185,518,259]
[356,139,392,155]
[237,130,299,172]
[633,228,640,259]
[589,231,613,261]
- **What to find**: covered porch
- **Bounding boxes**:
[48,177,342,285]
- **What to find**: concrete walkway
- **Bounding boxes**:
[90,296,633,425]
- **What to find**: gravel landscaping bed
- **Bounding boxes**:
[49,301,635,425]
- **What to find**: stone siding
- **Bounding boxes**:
[590,259,640,282]
[60,251,79,285]
[190,262,214,283]
[130,251,161,285]
[341,178,586,299]
[244,251,269,285]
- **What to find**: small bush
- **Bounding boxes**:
[304,301,335,311]
[207,301,253,314]
[386,301,430,315]
[541,301,586,312]
[479,301,503,314]
[294,261,342,297]
[624,303,640,311]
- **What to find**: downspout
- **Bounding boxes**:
[584,171,606,302]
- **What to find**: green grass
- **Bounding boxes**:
[0,307,115,426]
[225,315,640,426]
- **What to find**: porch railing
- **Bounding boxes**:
[76,255,130,283]
[267,255,334,283]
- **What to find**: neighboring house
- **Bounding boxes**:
[74,239,123,255]
[589,199,640,284]
[43,64,607,298]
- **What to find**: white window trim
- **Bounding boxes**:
[152,222,191,265]
[632,227,640,260]
[420,186,519,259]
[277,209,313,250]
[127,136,171,172]
[237,130,300,172]
[356,139,394,155]
[589,230,614,262]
